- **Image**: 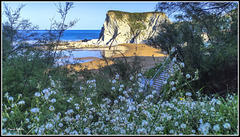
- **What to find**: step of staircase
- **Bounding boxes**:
[151,60,174,92]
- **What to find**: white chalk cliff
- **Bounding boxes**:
[96,10,171,46]
[73,10,171,47]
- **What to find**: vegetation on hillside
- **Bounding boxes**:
[108,10,165,21]
[108,10,150,35]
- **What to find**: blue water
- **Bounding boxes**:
[19,30,101,42]
[55,49,103,66]
[19,30,103,65]
[62,30,101,41]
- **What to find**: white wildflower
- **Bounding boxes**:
[180,62,185,68]
[89,115,93,119]
[25,118,29,123]
[152,90,157,94]
[115,74,120,79]
[111,87,115,90]
[49,106,55,111]
[51,90,56,94]
[8,97,14,101]
[45,123,53,129]
[204,123,211,129]
[34,117,39,122]
[112,79,116,84]
[4,92,9,98]
[185,92,192,97]
[67,97,73,102]
[51,80,55,87]
[186,74,191,79]
[83,118,87,122]
[31,108,40,113]
[130,76,134,80]
[139,88,143,93]
[167,115,172,121]
[66,109,74,115]
[216,100,221,105]
[171,47,176,53]
[80,86,84,90]
[35,92,41,97]
[172,57,177,62]
[201,109,207,114]
[180,123,186,129]
[120,129,126,134]
[18,94,22,99]
[86,98,91,101]
[114,100,118,104]
[119,87,123,92]
[42,88,50,94]
[142,120,148,126]
[50,98,56,103]
[210,107,215,112]
[223,123,231,129]
[174,121,179,126]
[137,128,146,134]
[155,126,164,132]
[213,124,220,132]
[172,87,176,91]
[169,129,174,134]
[184,110,189,114]
[18,100,25,105]
[84,127,91,134]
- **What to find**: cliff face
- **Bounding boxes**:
[97,10,171,46]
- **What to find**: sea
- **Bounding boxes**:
[21,30,101,42]
[20,30,103,65]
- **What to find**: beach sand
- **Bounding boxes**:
[64,43,168,72]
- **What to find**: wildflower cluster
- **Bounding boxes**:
[2,74,238,135]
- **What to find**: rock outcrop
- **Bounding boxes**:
[96,10,171,46]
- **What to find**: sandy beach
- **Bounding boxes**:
[64,43,168,72]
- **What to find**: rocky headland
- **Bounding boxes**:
[55,10,171,49]
[97,10,171,46]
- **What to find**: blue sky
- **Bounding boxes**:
[2,1,168,30]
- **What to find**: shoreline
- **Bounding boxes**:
[63,43,168,72]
